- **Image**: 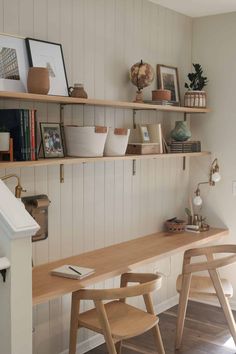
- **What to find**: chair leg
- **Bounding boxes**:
[94,300,117,354]
[143,293,165,353]
[152,324,165,354]
[69,294,80,354]
[115,341,122,354]
[175,273,192,350]
[209,269,236,346]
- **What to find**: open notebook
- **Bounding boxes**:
[51,265,95,280]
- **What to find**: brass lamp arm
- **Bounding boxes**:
[0,174,26,198]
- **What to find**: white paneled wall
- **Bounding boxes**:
[0,1,192,353]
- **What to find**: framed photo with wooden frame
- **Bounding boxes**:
[40,122,64,158]
[157,64,180,105]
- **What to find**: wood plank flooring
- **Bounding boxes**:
[85,301,236,354]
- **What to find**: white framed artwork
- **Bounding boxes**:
[0,33,29,92]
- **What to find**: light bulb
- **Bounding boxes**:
[193,195,203,206]
[212,172,221,183]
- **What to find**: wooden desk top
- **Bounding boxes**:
[33,228,228,305]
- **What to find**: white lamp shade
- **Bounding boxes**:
[212,172,221,183]
[193,195,203,206]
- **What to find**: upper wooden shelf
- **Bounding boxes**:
[0,91,210,113]
[0,152,210,170]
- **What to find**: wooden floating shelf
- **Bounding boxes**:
[0,152,211,170]
[0,91,210,113]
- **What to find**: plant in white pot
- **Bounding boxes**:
[0,126,10,151]
[184,64,208,108]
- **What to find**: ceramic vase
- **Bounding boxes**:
[69,83,88,98]
[27,67,50,95]
[171,121,191,141]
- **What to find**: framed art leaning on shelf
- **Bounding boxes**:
[0,33,29,92]
[25,38,69,96]
[157,64,180,105]
[40,122,64,158]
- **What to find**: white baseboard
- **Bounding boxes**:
[59,296,179,354]
[154,295,179,314]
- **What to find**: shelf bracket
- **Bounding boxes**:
[133,110,137,129]
[184,112,187,121]
[132,159,136,176]
[60,164,64,183]
[183,157,186,171]
[60,104,65,125]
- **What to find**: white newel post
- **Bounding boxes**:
[0,180,39,354]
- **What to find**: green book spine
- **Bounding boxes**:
[23,110,30,161]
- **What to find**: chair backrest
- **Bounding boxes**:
[73,272,162,301]
[182,244,236,274]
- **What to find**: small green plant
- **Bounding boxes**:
[185,63,208,91]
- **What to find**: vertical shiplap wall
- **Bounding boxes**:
[0,1,192,353]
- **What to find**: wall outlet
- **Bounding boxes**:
[232,181,236,196]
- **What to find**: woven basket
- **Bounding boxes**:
[166,220,186,233]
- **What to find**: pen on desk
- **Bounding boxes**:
[68,266,82,275]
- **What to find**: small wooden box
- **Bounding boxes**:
[126,143,161,155]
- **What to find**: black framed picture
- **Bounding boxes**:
[40,122,64,158]
[157,64,180,105]
[25,38,69,96]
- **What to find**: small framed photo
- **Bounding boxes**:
[25,38,69,96]
[139,125,150,143]
[40,122,64,158]
[0,33,29,92]
[157,64,180,105]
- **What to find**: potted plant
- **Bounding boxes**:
[184,63,208,108]
[0,126,10,151]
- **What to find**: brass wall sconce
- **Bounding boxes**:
[0,174,26,198]
[193,158,221,206]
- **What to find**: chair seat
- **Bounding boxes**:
[78,300,159,340]
[176,275,233,300]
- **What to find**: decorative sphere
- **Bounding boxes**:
[130,60,154,91]
[193,195,202,206]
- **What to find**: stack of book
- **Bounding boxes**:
[169,140,201,153]
[0,109,37,161]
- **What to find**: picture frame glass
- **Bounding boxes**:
[40,123,64,158]
[0,34,29,92]
[26,38,68,96]
[157,65,180,104]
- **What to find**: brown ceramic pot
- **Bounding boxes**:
[152,89,171,101]
[27,67,50,95]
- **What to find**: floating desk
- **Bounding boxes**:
[33,228,228,305]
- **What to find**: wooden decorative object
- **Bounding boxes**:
[152,89,171,101]
[27,67,50,95]
[126,143,161,155]
[0,138,13,162]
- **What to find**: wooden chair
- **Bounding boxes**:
[175,244,236,350]
[69,272,165,354]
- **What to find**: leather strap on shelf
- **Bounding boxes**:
[114,128,128,135]
[95,126,107,133]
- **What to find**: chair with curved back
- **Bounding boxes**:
[175,244,236,349]
[69,272,165,354]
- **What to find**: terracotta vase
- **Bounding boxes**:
[27,67,50,95]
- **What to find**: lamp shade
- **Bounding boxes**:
[193,195,203,206]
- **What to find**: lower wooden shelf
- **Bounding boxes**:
[0,151,210,170]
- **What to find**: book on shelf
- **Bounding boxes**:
[51,264,95,280]
[0,109,37,161]
[169,140,201,153]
